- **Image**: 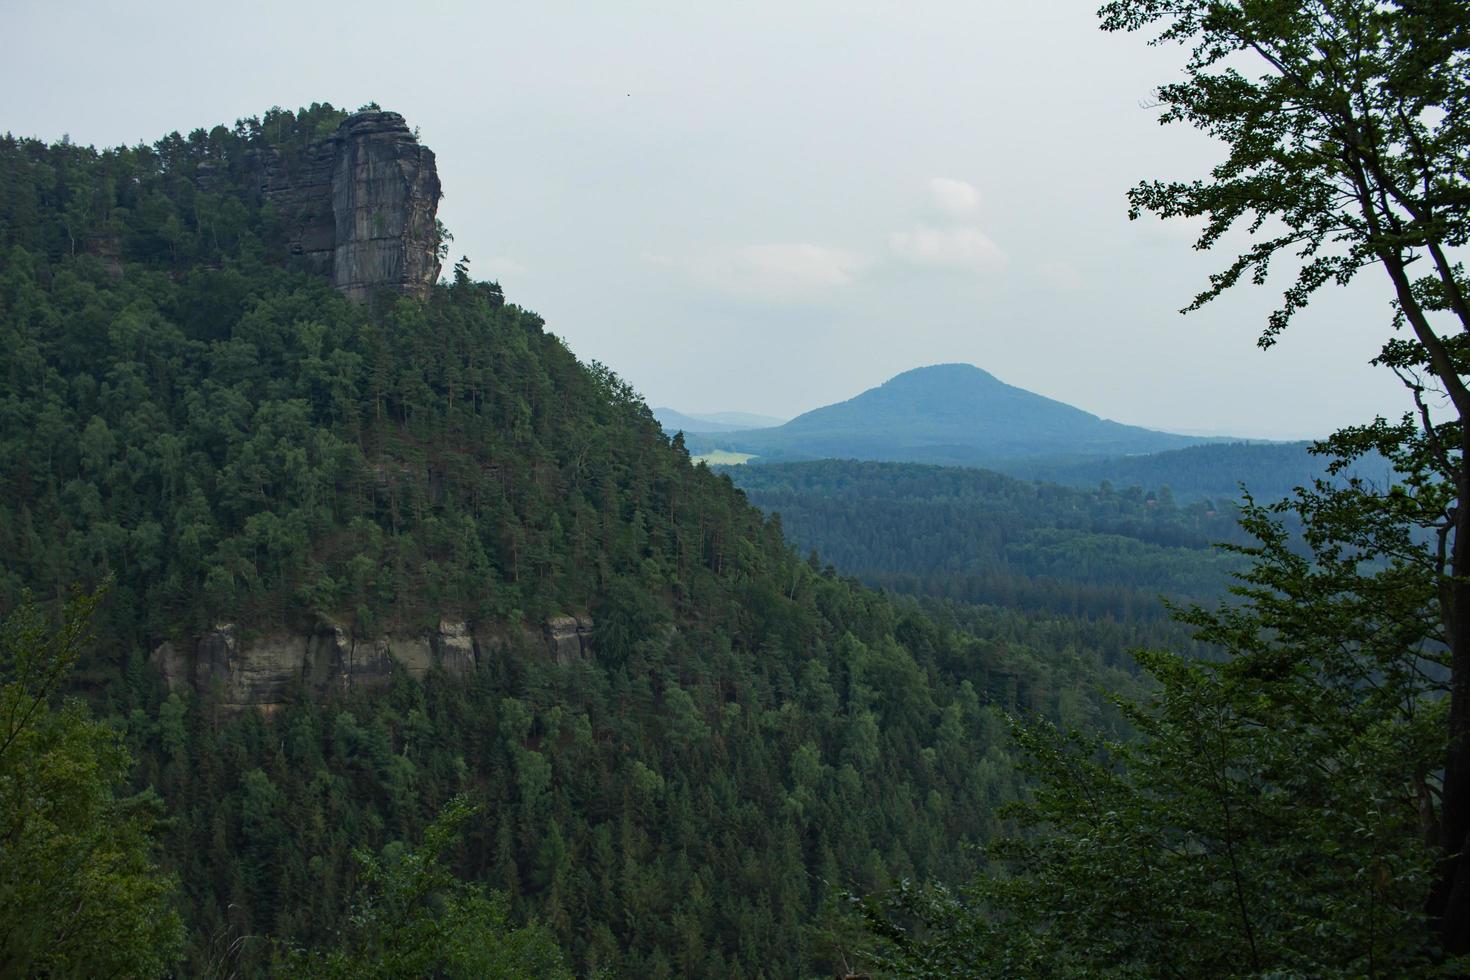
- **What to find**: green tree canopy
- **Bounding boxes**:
[290,795,570,979]
[0,590,183,977]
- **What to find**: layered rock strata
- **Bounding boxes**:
[263,110,441,302]
[150,614,593,710]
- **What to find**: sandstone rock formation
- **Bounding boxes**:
[545,615,595,665]
[152,611,595,710]
[263,110,441,302]
[153,617,483,711]
[147,641,191,692]
[435,620,477,675]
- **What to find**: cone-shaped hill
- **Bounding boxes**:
[689,363,1214,464]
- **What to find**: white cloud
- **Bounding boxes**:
[889,224,1006,272]
[928,177,980,216]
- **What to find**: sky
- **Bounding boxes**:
[1,1,1426,439]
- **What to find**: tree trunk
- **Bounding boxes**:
[1435,428,1470,954]
[1366,240,1470,953]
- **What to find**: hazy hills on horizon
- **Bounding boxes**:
[652,407,785,433]
[665,363,1387,501]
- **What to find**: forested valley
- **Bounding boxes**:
[729,459,1251,622]
[7,1,1470,976]
[0,103,1170,977]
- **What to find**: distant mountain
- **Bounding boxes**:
[653,408,735,433]
[685,363,1220,465]
[692,410,785,428]
[999,440,1394,502]
[653,407,784,434]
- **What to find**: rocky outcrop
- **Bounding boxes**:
[151,613,596,710]
[263,110,441,302]
[153,618,481,711]
[434,620,477,676]
[330,112,442,302]
[545,615,595,665]
[147,641,191,693]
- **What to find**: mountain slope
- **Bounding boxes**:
[688,363,1216,464]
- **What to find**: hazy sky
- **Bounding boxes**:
[3,1,1424,438]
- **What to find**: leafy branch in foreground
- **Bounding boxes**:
[0,588,183,977]
[288,794,571,979]
[1096,0,1470,951]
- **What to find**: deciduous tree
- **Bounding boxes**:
[1098,0,1470,950]
[0,590,183,976]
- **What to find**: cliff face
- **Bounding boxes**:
[264,110,441,302]
[150,615,593,711]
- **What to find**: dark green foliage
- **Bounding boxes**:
[0,108,1133,976]
[1006,439,1392,503]
[136,585,1049,976]
[1,105,774,645]
[0,103,347,271]
[290,795,570,979]
[864,483,1456,976]
[1095,0,1470,952]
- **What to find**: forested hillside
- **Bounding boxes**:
[0,105,1164,976]
[998,440,1394,502]
[729,460,1250,622]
